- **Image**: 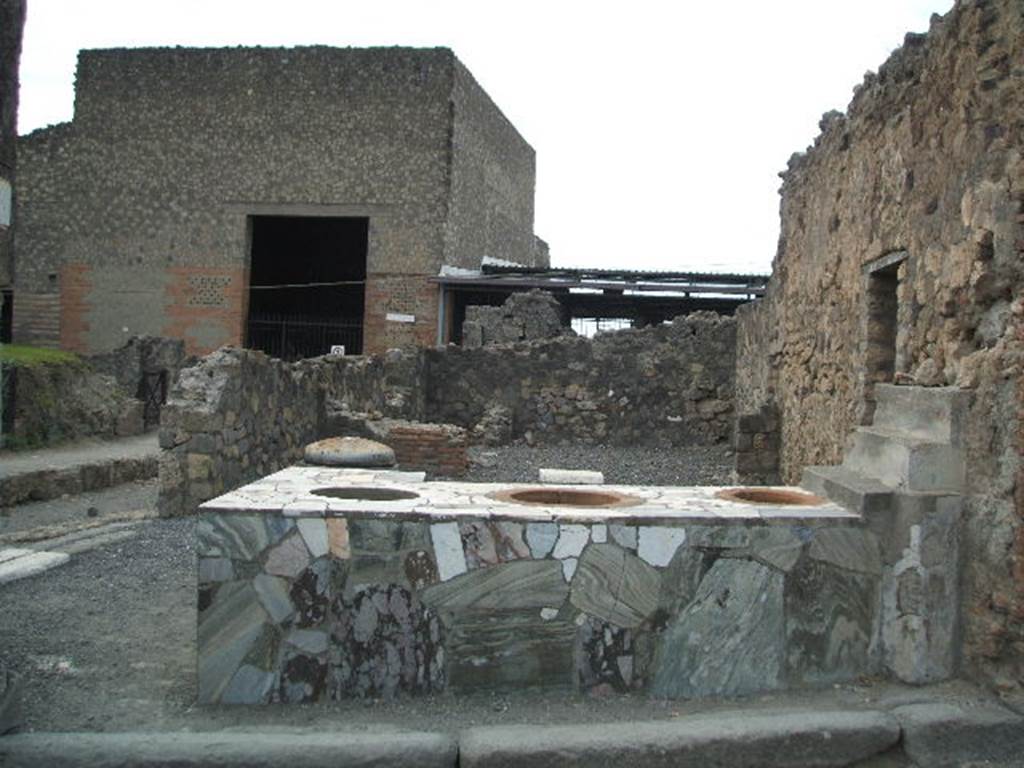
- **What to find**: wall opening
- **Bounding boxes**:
[861,250,906,423]
[246,216,367,359]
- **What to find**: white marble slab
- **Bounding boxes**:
[200,468,857,524]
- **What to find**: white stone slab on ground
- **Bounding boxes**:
[0,549,71,585]
[538,468,605,485]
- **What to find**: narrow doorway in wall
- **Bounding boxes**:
[246,216,367,359]
[861,250,905,422]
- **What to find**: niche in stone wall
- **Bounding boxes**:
[859,250,907,424]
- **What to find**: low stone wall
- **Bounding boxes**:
[429,312,736,446]
[158,347,428,516]
[158,349,322,516]
[0,452,156,507]
[160,314,736,515]
[88,335,191,398]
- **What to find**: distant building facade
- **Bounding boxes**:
[14,47,547,356]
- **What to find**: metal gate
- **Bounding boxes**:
[138,370,167,429]
[246,313,363,360]
[0,363,15,438]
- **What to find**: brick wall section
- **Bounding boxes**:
[59,263,92,353]
[363,273,438,353]
[163,266,247,356]
[383,423,468,477]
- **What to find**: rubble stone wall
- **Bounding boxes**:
[429,312,736,446]
[160,314,736,514]
[0,357,142,450]
[462,290,572,348]
[734,0,1024,688]
[157,347,427,516]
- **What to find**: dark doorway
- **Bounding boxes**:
[861,251,905,424]
[246,216,367,359]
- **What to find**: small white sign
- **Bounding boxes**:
[385,312,416,324]
[329,345,346,356]
[0,179,11,229]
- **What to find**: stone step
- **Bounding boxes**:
[872,384,969,446]
[843,426,964,492]
[801,465,894,515]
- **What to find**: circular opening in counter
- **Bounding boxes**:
[310,487,420,502]
[715,488,824,506]
[489,488,640,508]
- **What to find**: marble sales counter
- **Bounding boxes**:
[196,466,943,704]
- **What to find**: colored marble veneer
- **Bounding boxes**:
[196,466,955,704]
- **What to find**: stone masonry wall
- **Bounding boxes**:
[158,347,427,516]
[161,314,736,514]
[429,312,736,447]
[734,0,1023,689]
[462,290,573,348]
[158,349,322,517]
[445,59,541,270]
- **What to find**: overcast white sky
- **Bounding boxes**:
[17,0,953,275]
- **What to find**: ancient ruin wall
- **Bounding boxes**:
[158,347,426,516]
[736,0,1023,687]
[15,47,541,355]
[161,316,735,513]
[428,313,736,446]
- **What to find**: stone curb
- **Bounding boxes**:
[0,730,458,768]
[893,701,1024,768]
[458,709,901,768]
[0,455,158,507]
[0,549,71,585]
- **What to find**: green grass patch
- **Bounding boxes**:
[0,344,81,366]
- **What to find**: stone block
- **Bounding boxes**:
[197,582,270,703]
[0,664,23,735]
[448,610,575,692]
[895,701,1024,768]
[570,544,660,628]
[652,559,785,698]
[538,468,604,485]
[784,558,880,685]
[421,559,568,615]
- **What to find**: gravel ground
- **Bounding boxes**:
[464,444,735,486]
[0,480,159,536]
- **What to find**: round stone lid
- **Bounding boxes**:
[303,436,396,468]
